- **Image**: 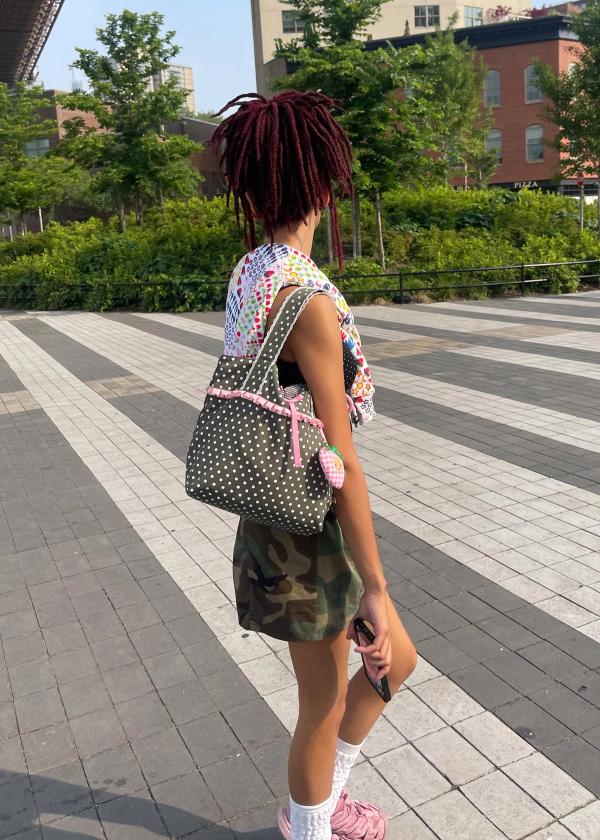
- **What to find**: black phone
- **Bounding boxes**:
[353,617,392,703]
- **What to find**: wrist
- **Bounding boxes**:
[362,579,387,596]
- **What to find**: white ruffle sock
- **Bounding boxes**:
[329,736,365,813]
[289,793,334,840]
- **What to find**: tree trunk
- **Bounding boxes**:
[374,189,386,270]
[158,185,165,216]
[38,206,44,233]
[119,202,126,233]
[352,193,362,259]
[326,206,334,264]
[8,223,14,242]
[136,195,144,227]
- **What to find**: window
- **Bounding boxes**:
[484,70,501,107]
[414,5,440,27]
[486,129,502,162]
[464,5,483,26]
[524,65,543,103]
[526,125,544,162]
[24,138,50,158]
[282,10,305,33]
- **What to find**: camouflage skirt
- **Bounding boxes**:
[232,508,363,642]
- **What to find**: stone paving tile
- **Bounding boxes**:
[561,800,600,839]
[416,789,507,839]
[5,299,600,837]
[462,770,553,839]
[503,752,594,819]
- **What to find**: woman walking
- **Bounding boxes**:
[211,91,417,840]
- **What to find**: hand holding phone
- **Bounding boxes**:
[353,617,392,703]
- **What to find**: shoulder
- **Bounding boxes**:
[289,291,339,344]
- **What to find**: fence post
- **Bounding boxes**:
[399,273,404,305]
[520,264,525,297]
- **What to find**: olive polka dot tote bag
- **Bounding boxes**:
[185,287,339,536]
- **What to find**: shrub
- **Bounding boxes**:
[321,257,397,303]
[1,188,598,310]
[407,229,522,298]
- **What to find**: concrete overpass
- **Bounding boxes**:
[0,0,64,85]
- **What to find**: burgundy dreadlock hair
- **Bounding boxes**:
[211,90,354,269]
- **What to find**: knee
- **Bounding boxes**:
[388,640,417,695]
[298,684,347,731]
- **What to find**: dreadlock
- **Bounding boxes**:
[211,90,354,269]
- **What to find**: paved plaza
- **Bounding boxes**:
[2,291,600,839]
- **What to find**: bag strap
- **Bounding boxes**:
[242,286,326,395]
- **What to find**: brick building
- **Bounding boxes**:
[24,94,223,194]
[369,15,595,194]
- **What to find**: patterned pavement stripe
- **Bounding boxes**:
[427,298,600,325]
[374,384,600,495]
[0,352,290,838]
[136,310,600,374]
[354,306,522,334]
[353,303,591,335]
[135,312,228,342]
[463,299,600,318]
[30,312,600,629]
[525,331,600,352]
[449,345,600,380]
[2,319,599,839]
[370,365,600,454]
[104,311,224,358]
[355,315,600,368]
[375,303,600,333]
[140,312,600,414]
[91,312,600,459]
[14,322,600,686]
[381,351,600,424]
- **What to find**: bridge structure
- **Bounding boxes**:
[0,0,64,86]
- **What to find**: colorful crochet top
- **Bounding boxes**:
[224,243,375,424]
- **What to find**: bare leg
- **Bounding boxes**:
[339,592,417,745]
[288,628,352,804]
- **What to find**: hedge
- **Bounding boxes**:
[1,188,599,310]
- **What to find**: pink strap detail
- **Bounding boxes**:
[206,386,325,431]
[285,395,303,467]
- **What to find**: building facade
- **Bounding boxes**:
[251,0,531,95]
[151,64,196,114]
[370,15,591,193]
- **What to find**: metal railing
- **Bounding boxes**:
[1,258,600,309]
[331,259,600,303]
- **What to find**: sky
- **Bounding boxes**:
[36,0,257,113]
[37,0,550,111]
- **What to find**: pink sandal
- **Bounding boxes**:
[277,789,387,840]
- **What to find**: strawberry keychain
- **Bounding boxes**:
[319,444,345,489]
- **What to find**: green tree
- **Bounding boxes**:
[16,155,94,232]
[276,0,433,266]
[535,0,600,235]
[282,0,386,46]
[0,83,57,236]
[58,10,201,231]
[409,29,494,186]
